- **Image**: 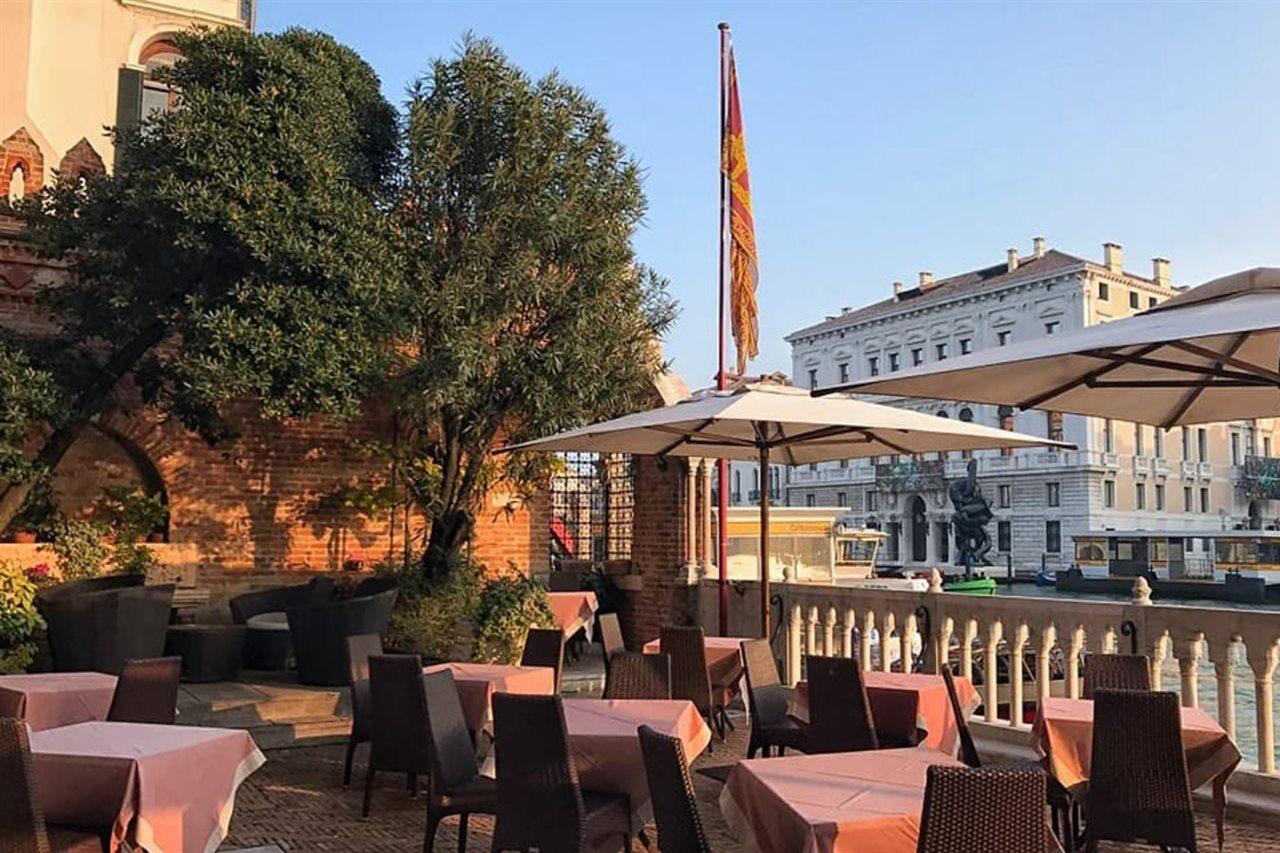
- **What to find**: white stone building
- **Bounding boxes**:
[784,240,1280,574]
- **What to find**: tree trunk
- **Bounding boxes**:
[421,508,474,581]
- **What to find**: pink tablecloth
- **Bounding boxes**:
[30,721,265,853]
[720,747,962,853]
[548,591,599,640]
[423,662,556,733]
[563,698,711,832]
[789,671,980,755]
[642,635,750,688]
[0,672,117,731]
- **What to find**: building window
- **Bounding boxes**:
[1181,427,1190,459]
[1044,321,1060,335]
[806,493,816,507]
[1197,428,1208,462]
[867,490,878,511]
[997,521,1012,552]
[1103,419,1114,453]
[1155,483,1165,511]
[911,347,923,366]
[868,356,879,377]
[1046,482,1060,507]
[998,484,1011,508]
[1129,291,1139,310]
[836,491,847,507]
[1047,411,1064,442]
[1046,520,1061,554]
[1183,485,1193,512]
[959,338,972,355]
[888,352,900,372]
[140,40,183,120]
[1149,296,1158,308]
[809,462,817,472]
[733,470,741,501]
[997,330,1011,346]
[936,342,948,360]
[1231,432,1241,466]
[838,362,849,383]
[936,521,950,562]
[1200,487,1209,513]
[1104,480,1116,508]
[959,407,974,422]
[838,458,848,469]
[1099,281,1110,301]
[1155,428,1165,458]
[1135,424,1145,456]
[1136,483,1146,510]
[1267,436,1273,457]
[808,369,818,390]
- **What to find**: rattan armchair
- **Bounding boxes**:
[38,583,173,674]
[940,668,981,769]
[806,654,878,754]
[107,657,181,724]
[520,627,565,692]
[638,724,712,853]
[491,693,634,852]
[1,718,107,852]
[421,671,497,852]
[342,633,382,786]
[598,612,626,676]
[364,654,437,817]
[917,764,1047,853]
[1083,688,1197,852]
[1082,653,1152,698]
[228,577,336,625]
[662,625,732,740]
[604,651,672,700]
[287,588,397,686]
[741,639,808,758]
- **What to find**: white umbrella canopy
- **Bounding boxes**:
[823,267,1280,429]
[503,381,1069,637]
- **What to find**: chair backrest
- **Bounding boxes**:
[604,652,672,700]
[367,654,432,774]
[1086,688,1195,848]
[0,718,52,853]
[941,668,980,768]
[491,693,584,852]
[740,638,789,728]
[345,633,382,685]
[1082,653,1151,699]
[638,724,711,853]
[660,625,712,715]
[421,670,481,793]
[806,655,878,753]
[598,612,625,672]
[520,628,565,691]
[917,764,1047,853]
[107,656,181,724]
[352,575,397,598]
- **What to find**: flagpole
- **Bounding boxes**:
[716,22,730,637]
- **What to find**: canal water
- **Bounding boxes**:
[995,583,1279,769]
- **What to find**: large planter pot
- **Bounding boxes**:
[10,530,37,544]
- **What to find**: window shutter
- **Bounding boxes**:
[114,67,144,165]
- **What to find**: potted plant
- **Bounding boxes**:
[0,560,44,673]
[5,479,55,544]
[472,567,557,665]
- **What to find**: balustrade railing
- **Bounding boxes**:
[702,577,1280,775]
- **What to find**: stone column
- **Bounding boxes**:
[684,459,698,569]
[699,459,715,574]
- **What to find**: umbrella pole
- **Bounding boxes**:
[759,444,770,638]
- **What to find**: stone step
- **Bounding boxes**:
[245,715,352,750]
[179,679,348,727]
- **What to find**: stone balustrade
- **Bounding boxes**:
[698,576,1280,775]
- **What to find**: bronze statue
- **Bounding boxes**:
[949,458,993,571]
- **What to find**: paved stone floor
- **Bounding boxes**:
[221,706,1280,852]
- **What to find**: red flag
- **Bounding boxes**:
[722,43,759,377]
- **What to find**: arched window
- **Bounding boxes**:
[7,164,25,202]
[140,38,183,118]
[959,407,974,422]
[935,410,949,418]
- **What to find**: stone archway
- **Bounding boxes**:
[50,422,169,539]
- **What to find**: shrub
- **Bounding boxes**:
[472,567,557,665]
[0,561,43,673]
[41,518,109,580]
[384,557,482,661]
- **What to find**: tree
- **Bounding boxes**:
[0,27,405,531]
[394,37,676,579]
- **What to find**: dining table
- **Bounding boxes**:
[788,671,980,755]
[0,672,117,731]
[720,747,963,853]
[422,661,557,734]
[1032,695,1241,847]
[548,590,600,641]
[641,634,751,698]
[29,720,265,853]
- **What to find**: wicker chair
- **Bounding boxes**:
[1083,689,1197,852]
[598,612,626,676]
[740,639,808,758]
[805,655,878,754]
[940,668,981,768]
[604,652,672,700]
[421,671,498,853]
[1082,653,1152,698]
[917,764,1047,853]
[661,626,731,740]
[491,693,633,853]
[38,583,173,675]
[228,577,336,624]
[342,633,382,786]
[520,628,565,692]
[106,657,181,724]
[638,724,711,853]
[363,654,438,817]
[288,588,398,687]
[0,718,107,852]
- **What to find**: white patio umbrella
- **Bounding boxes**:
[823,267,1280,428]
[501,381,1069,636]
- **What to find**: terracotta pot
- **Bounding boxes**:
[10,530,37,544]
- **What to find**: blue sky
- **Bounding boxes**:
[258,1,1280,388]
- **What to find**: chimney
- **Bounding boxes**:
[918,271,934,288]
[1006,248,1019,272]
[892,281,903,297]
[1033,236,1046,258]
[841,305,852,314]
[1152,258,1171,289]
[1103,242,1123,274]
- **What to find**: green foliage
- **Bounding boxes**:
[41,519,110,581]
[7,477,56,537]
[472,567,557,665]
[385,556,482,660]
[97,486,166,540]
[0,561,44,673]
[0,336,63,486]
